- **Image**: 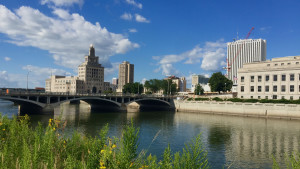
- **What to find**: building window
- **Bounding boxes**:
[290,85,294,92]
[251,96,253,99]
[265,96,268,99]
[282,75,286,81]
[273,75,277,81]
[282,96,285,99]
[258,86,261,92]
[258,76,262,82]
[275,64,278,66]
[290,74,295,81]
[266,75,269,81]
[241,96,243,98]
[290,96,293,100]
[273,95,277,99]
[288,63,291,65]
[265,85,269,92]
[251,76,254,82]
[281,85,286,92]
[251,86,254,92]
[273,85,277,92]
[241,76,244,82]
[241,86,244,92]
[296,62,299,65]
[258,96,261,99]
[281,63,284,66]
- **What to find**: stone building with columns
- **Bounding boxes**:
[45,45,106,94]
[238,56,300,100]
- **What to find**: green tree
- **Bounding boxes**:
[194,84,204,95]
[123,82,144,94]
[208,72,233,93]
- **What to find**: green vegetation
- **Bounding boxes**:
[144,79,177,95]
[194,84,204,95]
[123,82,144,94]
[0,114,209,169]
[273,154,300,169]
[208,72,233,93]
[194,98,209,101]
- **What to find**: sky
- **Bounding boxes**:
[0,0,300,89]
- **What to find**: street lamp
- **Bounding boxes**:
[27,70,31,92]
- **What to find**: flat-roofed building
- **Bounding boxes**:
[227,39,266,84]
[118,61,134,92]
[238,56,300,100]
[191,74,209,92]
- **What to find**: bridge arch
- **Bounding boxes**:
[0,96,45,108]
[53,97,122,107]
[126,98,171,106]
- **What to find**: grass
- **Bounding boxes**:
[0,114,209,169]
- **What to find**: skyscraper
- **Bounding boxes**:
[227,39,266,84]
[118,61,134,92]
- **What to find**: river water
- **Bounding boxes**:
[1,99,300,168]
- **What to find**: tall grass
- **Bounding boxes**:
[0,114,209,169]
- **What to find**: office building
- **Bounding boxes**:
[227,39,266,84]
[191,75,209,92]
[238,56,300,100]
[165,75,187,92]
[118,61,134,92]
[45,45,105,94]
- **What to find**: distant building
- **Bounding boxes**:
[118,61,134,92]
[238,56,300,100]
[165,76,187,92]
[112,78,118,85]
[45,45,105,94]
[191,75,209,92]
[227,39,266,84]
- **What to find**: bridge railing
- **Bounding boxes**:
[0,91,174,98]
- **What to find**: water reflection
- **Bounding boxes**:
[1,100,300,168]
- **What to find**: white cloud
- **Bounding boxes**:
[153,40,227,76]
[0,5,139,70]
[4,57,11,61]
[135,14,150,23]
[141,78,147,84]
[104,62,120,78]
[121,13,133,20]
[129,28,137,33]
[41,0,84,7]
[125,0,142,9]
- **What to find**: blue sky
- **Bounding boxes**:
[0,0,300,88]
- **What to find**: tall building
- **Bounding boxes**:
[118,61,134,92]
[191,75,209,92]
[165,75,187,92]
[238,56,300,100]
[227,39,266,84]
[112,78,118,85]
[45,45,105,94]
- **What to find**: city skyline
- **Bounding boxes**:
[0,0,300,88]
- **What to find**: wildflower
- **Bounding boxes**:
[100,161,106,169]
[100,167,106,169]
[2,129,5,131]
[53,128,56,131]
[101,150,105,153]
[0,122,2,126]
[130,162,134,167]
[112,144,117,149]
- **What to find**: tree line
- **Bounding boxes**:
[121,72,233,95]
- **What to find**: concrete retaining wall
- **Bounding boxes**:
[174,100,300,120]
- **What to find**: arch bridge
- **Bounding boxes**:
[0,92,175,114]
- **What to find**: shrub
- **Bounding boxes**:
[0,114,210,169]
[212,97,223,102]
[195,98,209,101]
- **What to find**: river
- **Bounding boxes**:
[1,99,300,168]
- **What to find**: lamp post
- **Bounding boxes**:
[225,82,227,93]
[26,70,31,92]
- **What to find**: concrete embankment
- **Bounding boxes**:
[174,100,300,120]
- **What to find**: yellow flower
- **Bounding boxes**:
[100,167,106,169]
[0,122,2,126]
[130,162,133,167]
[112,144,117,149]
[101,150,105,153]
[2,129,5,131]
[100,161,105,166]
[53,128,56,131]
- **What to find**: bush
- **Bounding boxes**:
[195,98,209,101]
[187,98,194,101]
[212,97,223,102]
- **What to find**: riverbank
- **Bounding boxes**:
[174,100,300,120]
